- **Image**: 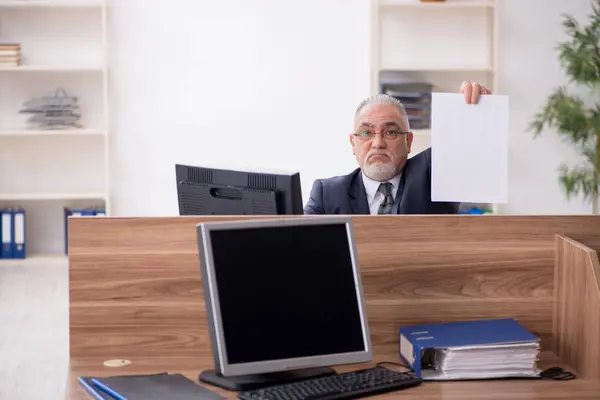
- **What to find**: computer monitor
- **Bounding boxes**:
[195,216,372,391]
[176,164,304,215]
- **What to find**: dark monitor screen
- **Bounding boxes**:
[198,218,371,376]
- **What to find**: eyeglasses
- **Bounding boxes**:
[351,130,411,141]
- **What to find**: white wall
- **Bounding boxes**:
[108,0,370,216]
[109,0,595,216]
[497,0,594,214]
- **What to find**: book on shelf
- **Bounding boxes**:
[0,43,21,66]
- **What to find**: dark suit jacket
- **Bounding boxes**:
[304,148,459,215]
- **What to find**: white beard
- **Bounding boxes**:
[363,161,398,182]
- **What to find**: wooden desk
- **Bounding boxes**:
[66,215,600,399]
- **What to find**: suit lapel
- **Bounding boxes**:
[394,159,411,214]
[348,170,370,215]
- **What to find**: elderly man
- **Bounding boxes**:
[304,81,491,215]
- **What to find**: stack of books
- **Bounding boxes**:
[400,318,541,380]
[0,43,21,67]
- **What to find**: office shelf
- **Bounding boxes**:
[0,128,106,136]
[0,192,107,201]
[0,0,110,256]
[0,65,104,72]
[413,129,430,136]
[0,0,102,8]
[370,0,499,214]
[379,0,494,8]
[380,65,494,72]
[0,253,67,264]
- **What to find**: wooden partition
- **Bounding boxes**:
[554,235,600,380]
[67,215,600,399]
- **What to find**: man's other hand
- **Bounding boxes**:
[460,81,491,104]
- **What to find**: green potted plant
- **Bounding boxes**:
[529,0,600,213]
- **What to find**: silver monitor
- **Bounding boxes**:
[196,216,372,391]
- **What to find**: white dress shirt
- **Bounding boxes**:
[361,172,402,215]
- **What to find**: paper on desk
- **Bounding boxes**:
[423,341,540,381]
[430,92,509,203]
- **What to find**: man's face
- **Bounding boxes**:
[350,103,413,182]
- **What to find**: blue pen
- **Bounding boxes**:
[90,378,128,400]
[77,377,112,400]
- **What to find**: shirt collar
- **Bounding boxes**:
[361,171,401,201]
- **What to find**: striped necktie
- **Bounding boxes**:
[377,182,394,215]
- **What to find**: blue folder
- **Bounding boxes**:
[1,209,13,259]
[12,208,26,258]
[399,318,540,379]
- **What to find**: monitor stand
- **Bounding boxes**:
[199,367,337,391]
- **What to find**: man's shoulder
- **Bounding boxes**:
[407,147,431,169]
[314,168,360,189]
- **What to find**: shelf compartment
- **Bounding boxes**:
[379,4,493,71]
[0,135,106,194]
[0,6,104,67]
[0,72,106,128]
[0,198,105,256]
[379,70,495,93]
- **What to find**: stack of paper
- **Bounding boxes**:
[400,318,541,381]
[427,341,540,380]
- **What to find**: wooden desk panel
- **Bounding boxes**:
[69,215,600,360]
[67,215,600,399]
[555,235,600,380]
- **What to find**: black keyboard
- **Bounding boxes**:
[237,366,422,400]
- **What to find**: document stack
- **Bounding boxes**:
[399,318,540,380]
[380,81,433,130]
[19,87,83,129]
[0,43,20,67]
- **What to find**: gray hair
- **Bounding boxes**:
[353,94,410,130]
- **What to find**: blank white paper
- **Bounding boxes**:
[430,92,509,203]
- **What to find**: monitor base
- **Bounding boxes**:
[198,366,337,391]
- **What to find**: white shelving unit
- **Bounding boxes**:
[0,0,109,257]
[370,0,499,213]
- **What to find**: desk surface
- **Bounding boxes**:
[66,354,600,400]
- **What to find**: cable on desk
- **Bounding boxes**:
[540,367,576,380]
